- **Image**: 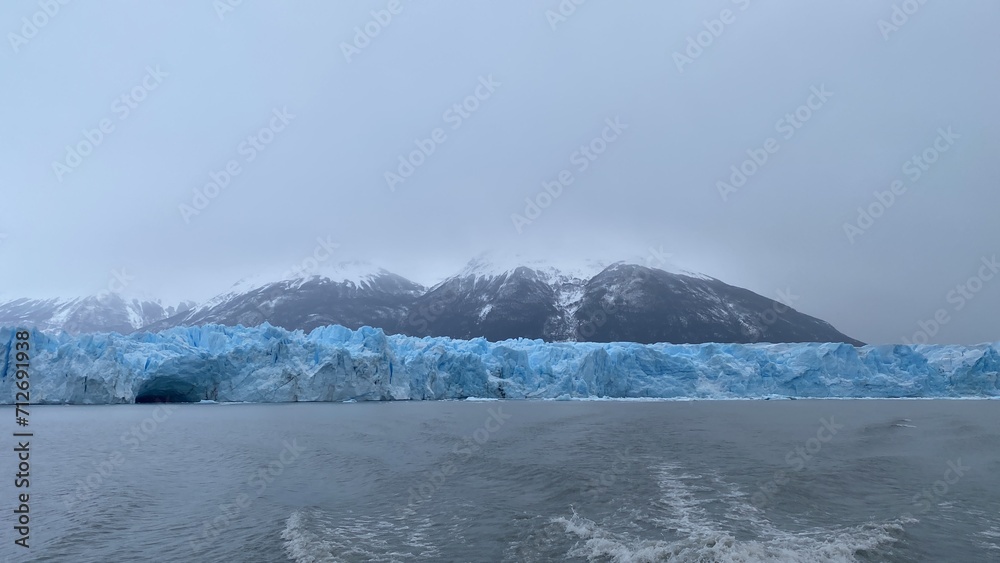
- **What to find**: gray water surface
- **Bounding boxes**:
[2,400,998,562]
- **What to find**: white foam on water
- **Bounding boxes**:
[978,527,1000,551]
[281,508,439,563]
[550,463,912,562]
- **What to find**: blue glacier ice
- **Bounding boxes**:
[1,324,998,404]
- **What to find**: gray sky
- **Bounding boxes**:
[1,0,998,345]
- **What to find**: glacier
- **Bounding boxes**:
[1,324,998,404]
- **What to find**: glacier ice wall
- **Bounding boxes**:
[1,324,998,404]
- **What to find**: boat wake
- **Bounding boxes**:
[543,464,912,562]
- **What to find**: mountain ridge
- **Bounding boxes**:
[0,257,863,345]
[0,293,195,335]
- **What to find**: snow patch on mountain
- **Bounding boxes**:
[225,261,393,294]
[193,261,405,312]
[478,304,493,320]
[459,252,613,284]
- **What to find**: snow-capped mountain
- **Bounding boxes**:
[403,255,596,342]
[573,263,861,345]
[0,293,193,335]
[140,261,425,334]
[406,257,862,345]
[0,256,862,345]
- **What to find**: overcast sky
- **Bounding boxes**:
[1,0,998,345]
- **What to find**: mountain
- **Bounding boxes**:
[0,257,862,345]
[139,262,425,335]
[403,256,604,342]
[573,263,861,345]
[0,293,193,335]
[407,257,862,345]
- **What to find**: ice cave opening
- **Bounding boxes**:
[134,377,202,403]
